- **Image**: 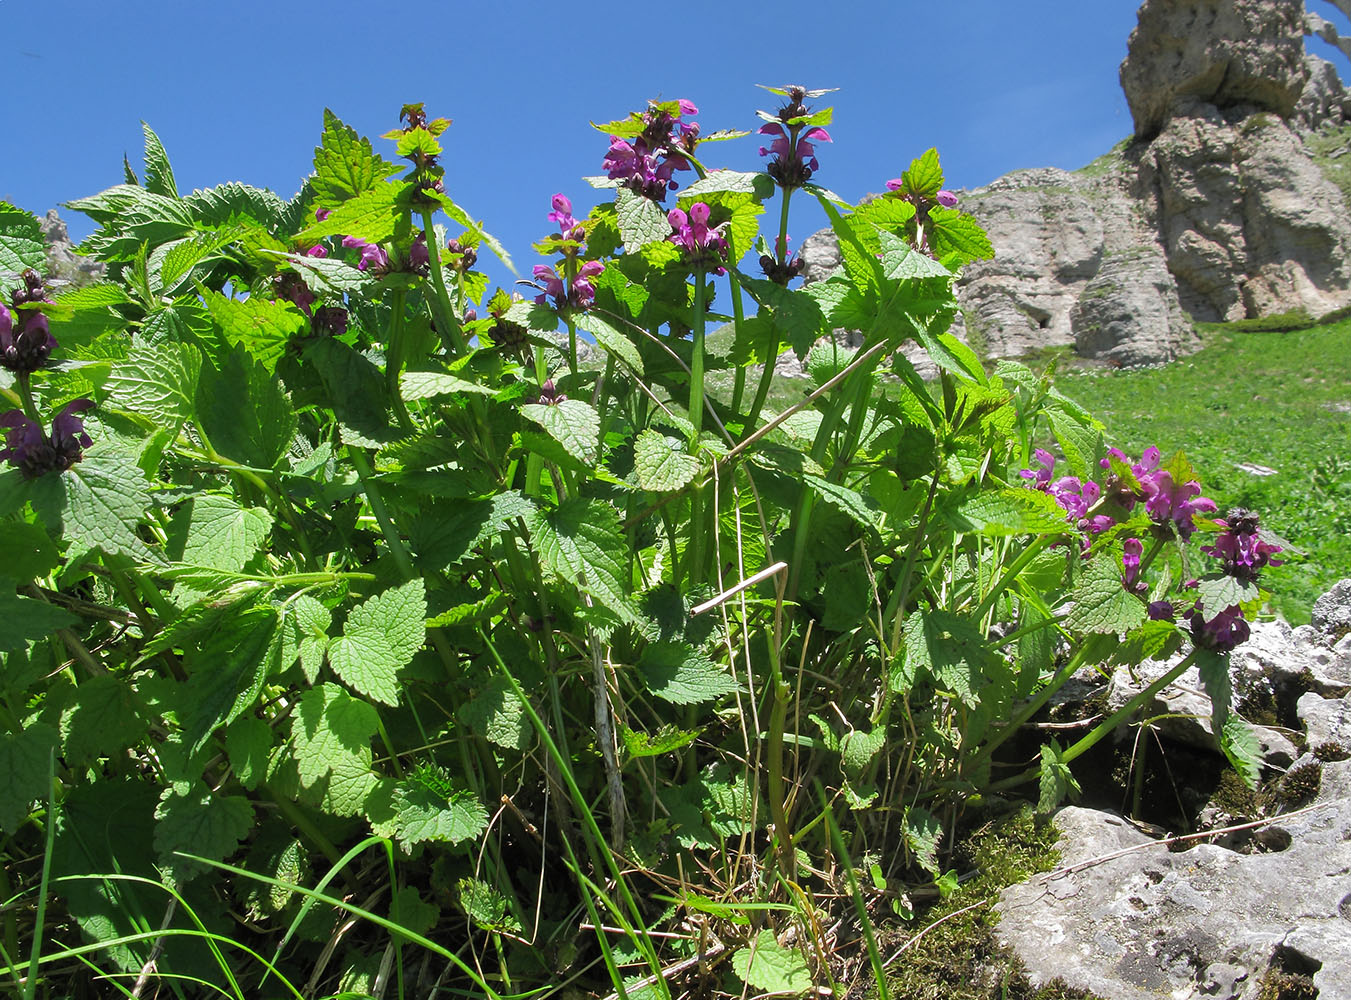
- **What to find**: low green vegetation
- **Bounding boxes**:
[1057,320,1351,622]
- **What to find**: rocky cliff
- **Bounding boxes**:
[805,0,1351,367]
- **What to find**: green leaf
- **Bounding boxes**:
[105,338,202,435]
[168,494,273,573]
[180,606,282,754]
[1037,740,1081,813]
[634,428,699,492]
[1064,555,1147,634]
[140,122,179,199]
[202,289,307,372]
[1047,404,1102,480]
[0,723,58,834]
[409,491,535,573]
[523,400,600,472]
[197,344,298,469]
[944,488,1070,536]
[459,676,530,750]
[225,716,273,791]
[0,202,48,292]
[153,785,252,885]
[311,108,401,210]
[803,475,880,533]
[400,370,494,400]
[290,682,379,788]
[457,877,521,933]
[620,723,700,759]
[394,772,488,847]
[303,339,396,448]
[1111,620,1185,668]
[731,929,813,997]
[1220,714,1262,789]
[283,594,331,684]
[157,229,243,292]
[183,181,285,229]
[927,206,994,264]
[1195,573,1258,614]
[638,641,739,704]
[525,498,635,623]
[839,727,885,777]
[903,806,944,875]
[295,183,402,247]
[616,188,671,252]
[900,609,998,705]
[328,580,427,706]
[29,449,155,563]
[280,252,373,297]
[1196,646,1234,734]
[60,674,148,765]
[584,312,644,374]
[901,148,944,199]
[0,521,60,582]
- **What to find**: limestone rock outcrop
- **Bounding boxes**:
[801,0,1351,368]
[40,209,104,287]
[995,578,1351,1000]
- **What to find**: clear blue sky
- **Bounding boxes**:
[5,0,1350,294]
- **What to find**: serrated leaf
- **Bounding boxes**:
[525,498,635,623]
[105,338,201,435]
[180,606,282,754]
[839,727,885,777]
[679,170,775,202]
[457,878,521,933]
[278,252,372,296]
[731,929,813,996]
[1220,714,1262,789]
[803,475,880,533]
[0,521,59,582]
[140,122,179,199]
[409,491,535,573]
[634,429,699,492]
[904,806,944,875]
[157,229,242,292]
[0,723,58,833]
[394,785,488,847]
[616,187,671,252]
[225,716,273,791]
[29,449,155,563]
[584,312,644,374]
[197,344,297,468]
[928,206,994,264]
[303,338,396,448]
[1195,573,1257,614]
[400,370,495,400]
[1064,555,1147,634]
[639,641,739,704]
[291,682,379,788]
[60,675,147,765]
[202,290,307,372]
[945,488,1070,536]
[1037,740,1081,813]
[0,202,48,291]
[328,580,427,705]
[459,676,530,750]
[153,785,252,884]
[900,609,996,704]
[902,148,944,199]
[620,723,700,759]
[183,182,285,229]
[521,398,601,467]
[295,183,402,247]
[169,494,273,573]
[311,109,402,209]
[284,594,331,684]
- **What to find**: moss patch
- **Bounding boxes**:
[877,806,1108,1000]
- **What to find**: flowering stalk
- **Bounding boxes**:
[419,209,467,356]
[744,193,797,435]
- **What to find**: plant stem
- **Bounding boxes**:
[419,209,466,355]
[744,191,795,434]
[385,290,416,434]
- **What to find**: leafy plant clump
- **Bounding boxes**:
[0,90,1289,998]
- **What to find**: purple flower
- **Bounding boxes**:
[531,379,567,406]
[667,202,729,274]
[936,190,958,208]
[600,100,699,201]
[1186,603,1250,652]
[274,272,315,316]
[759,123,832,190]
[342,235,390,273]
[1202,508,1283,582]
[1018,449,1056,490]
[1121,537,1148,596]
[1,307,58,374]
[1141,470,1216,541]
[1148,600,1175,621]
[533,261,604,311]
[313,306,348,338]
[0,399,94,479]
[315,208,331,222]
[305,244,328,258]
[407,233,429,274]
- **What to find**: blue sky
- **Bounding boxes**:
[5,0,1350,295]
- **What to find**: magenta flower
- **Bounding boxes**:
[1141,470,1216,541]
[1202,509,1283,582]
[533,261,604,311]
[1019,449,1056,490]
[0,307,58,374]
[0,399,94,479]
[1121,537,1147,596]
[936,190,958,208]
[305,244,328,258]
[407,233,429,275]
[1186,603,1251,652]
[668,202,729,274]
[759,123,832,189]
[342,236,389,273]
[315,208,331,222]
[601,99,699,200]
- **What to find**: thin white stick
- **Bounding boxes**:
[690,561,789,616]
